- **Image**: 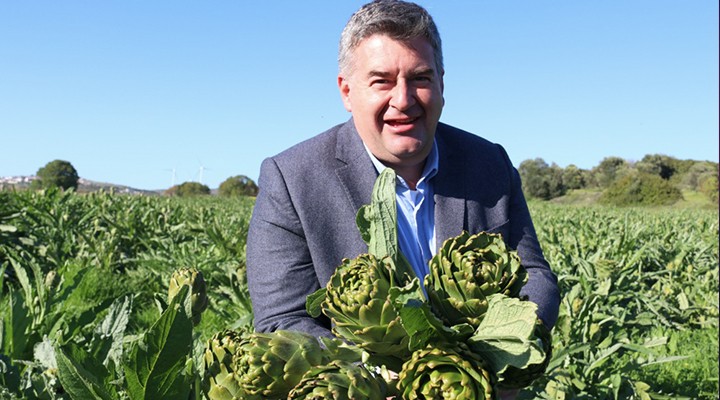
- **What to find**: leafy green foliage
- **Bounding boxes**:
[593,156,630,189]
[599,172,683,206]
[629,327,719,399]
[518,158,566,200]
[561,164,587,190]
[0,191,254,398]
[514,155,716,206]
[635,154,679,180]
[165,181,211,197]
[31,159,79,191]
[0,186,716,399]
[218,175,258,197]
[527,204,719,399]
[698,172,718,204]
[124,285,193,400]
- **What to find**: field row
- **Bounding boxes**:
[0,190,717,399]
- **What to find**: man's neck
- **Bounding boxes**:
[392,163,425,190]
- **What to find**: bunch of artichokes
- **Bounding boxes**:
[209,169,552,399]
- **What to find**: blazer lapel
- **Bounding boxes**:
[332,120,467,251]
[433,127,467,249]
[334,119,378,214]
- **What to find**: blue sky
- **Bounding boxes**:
[1,1,717,190]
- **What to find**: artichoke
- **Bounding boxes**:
[397,345,495,400]
[203,329,245,400]
[322,253,411,361]
[425,231,527,328]
[497,319,553,389]
[167,267,209,326]
[287,360,387,399]
[234,330,326,399]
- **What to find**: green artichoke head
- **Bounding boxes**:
[425,231,527,328]
[168,267,209,326]
[398,345,495,400]
[322,254,411,360]
[203,329,245,400]
[287,360,387,400]
[234,330,326,399]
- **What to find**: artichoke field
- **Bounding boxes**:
[1,181,716,399]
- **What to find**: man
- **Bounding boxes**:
[247,0,559,341]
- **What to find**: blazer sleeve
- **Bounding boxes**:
[246,157,333,338]
[506,156,561,329]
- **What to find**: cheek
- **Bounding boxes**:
[355,94,387,120]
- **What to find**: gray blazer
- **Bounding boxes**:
[247,119,560,338]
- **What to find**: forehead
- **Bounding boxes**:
[351,34,436,69]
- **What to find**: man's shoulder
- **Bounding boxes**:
[269,120,358,166]
[436,122,506,155]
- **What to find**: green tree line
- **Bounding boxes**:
[19,156,720,205]
[518,154,718,206]
[24,160,259,198]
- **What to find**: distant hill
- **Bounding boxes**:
[0,176,162,196]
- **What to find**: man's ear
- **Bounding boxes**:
[440,69,445,106]
[338,75,352,112]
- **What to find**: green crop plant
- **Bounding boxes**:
[0,187,716,399]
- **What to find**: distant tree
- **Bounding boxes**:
[599,171,683,206]
[31,159,79,190]
[592,157,629,188]
[518,158,566,200]
[698,170,719,204]
[681,161,718,190]
[218,175,259,197]
[165,181,210,197]
[561,164,586,190]
[635,154,678,180]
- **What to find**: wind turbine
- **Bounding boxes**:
[196,161,210,185]
[163,167,177,187]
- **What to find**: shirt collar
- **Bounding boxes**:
[363,140,439,188]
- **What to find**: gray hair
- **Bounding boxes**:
[338,0,443,75]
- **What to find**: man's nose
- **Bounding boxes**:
[389,80,416,111]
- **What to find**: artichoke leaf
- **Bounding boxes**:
[355,169,418,285]
[355,168,397,260]
[306,288,326,318]
[387,276,424,308]
[398,299,474,352]
[467,294,547,377]
[317,336,364,364]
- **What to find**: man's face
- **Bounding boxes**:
[338,34,444,171]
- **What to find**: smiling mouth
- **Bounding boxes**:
[385,117,418,127]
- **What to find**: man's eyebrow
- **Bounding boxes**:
[366,70,393,79]
[410,67,436,76]
[366,68,436,79]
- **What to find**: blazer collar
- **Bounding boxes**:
[433,124,467,248]
[334,119,378,213]
[333,119,467,248]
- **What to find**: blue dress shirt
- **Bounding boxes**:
[365,142,439,283]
